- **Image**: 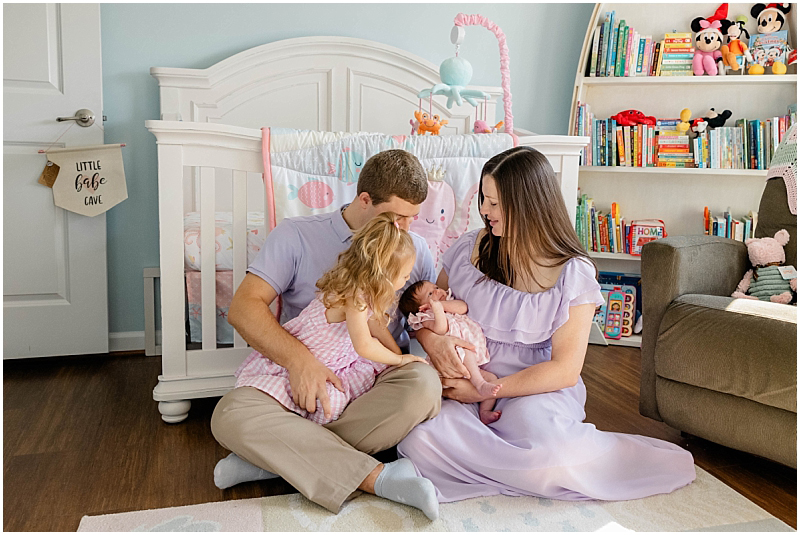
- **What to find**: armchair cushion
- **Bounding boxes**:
[655,294,797,413]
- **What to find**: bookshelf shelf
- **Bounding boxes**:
[580,74,797,87]
[590,251,641,261]
[579,166,769,177]
[611,334,642,348]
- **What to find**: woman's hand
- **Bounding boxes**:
[416,330,474,379]
[399,354,429,366]
[441,377,489,404]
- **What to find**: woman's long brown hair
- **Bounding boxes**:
[477,146,595,288]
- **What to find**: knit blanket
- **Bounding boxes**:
[767,124,797,215]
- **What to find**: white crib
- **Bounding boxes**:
[145,36,588,422]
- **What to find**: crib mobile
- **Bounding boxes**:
[411,13,515,143]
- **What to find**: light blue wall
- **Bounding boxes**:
[101,3,594,333]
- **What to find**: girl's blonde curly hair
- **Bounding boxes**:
[316,212,416,325]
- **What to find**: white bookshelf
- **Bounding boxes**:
[581,74,797,86]
[580,166,769,177]
[590,251,640,261]
[573,3,797,349]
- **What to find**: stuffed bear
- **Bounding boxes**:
[732,229,796,303]
[691,3,732,76]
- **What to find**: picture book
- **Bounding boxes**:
[749,30,789,68]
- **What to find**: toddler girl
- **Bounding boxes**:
[235,212,427,425]
[399,281,502,424]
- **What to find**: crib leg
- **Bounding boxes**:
[159,400,191,423]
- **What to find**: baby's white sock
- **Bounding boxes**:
[213,453,279,489]
[374,458,439,520]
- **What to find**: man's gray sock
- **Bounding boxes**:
[374,458,439,521]
[213,453,280,489]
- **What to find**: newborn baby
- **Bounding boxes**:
[399,281,502,424]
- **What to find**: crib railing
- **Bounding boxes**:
[149,122,266,417]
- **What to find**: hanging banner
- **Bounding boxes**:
[44,143,127,217]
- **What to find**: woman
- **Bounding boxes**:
[398,146,695,502]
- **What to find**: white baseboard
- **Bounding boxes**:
[109,330,162,353]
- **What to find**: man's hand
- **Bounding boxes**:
[441,377,487,404]
[286,357,345,421]
[418,331,474,379]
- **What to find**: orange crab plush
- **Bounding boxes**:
[414,110,449,135]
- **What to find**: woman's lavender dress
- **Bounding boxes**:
[398,230,696,502]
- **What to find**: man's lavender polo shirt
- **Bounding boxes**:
[247,206,435,348]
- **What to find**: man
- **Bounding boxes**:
[210,150,444,519]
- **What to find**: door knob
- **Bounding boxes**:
[56,109,95,127]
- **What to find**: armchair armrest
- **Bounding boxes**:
[639,236,748,420]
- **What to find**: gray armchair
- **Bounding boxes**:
[640,175,797,468]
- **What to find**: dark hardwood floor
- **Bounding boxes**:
[4,345,796,532]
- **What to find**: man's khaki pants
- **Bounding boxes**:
[211,362,441,513]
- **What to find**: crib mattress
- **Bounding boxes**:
[184,211,265,271]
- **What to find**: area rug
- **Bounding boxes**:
[78,467,793,532]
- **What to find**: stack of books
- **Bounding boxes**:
[656,33,694,76]
[587,11,657,77]
[574,105,797,169]
[577,192,632,254]
[574,101,594,165]
[617,124,657,167]
[704,206,758,240]
[656,120,693,167]
[692,110,796,169]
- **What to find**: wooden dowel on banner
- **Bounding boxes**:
[39,143,126,154]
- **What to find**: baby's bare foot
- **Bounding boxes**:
[480,410,502,425]
[477,382,501,398]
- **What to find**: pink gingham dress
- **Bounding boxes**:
[234,297,388,425]
[407,293,490,366]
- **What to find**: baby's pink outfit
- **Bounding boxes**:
[408,292,489,366]
[234,297,387,425]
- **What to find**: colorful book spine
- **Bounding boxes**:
[625,28,634,76]
[655,40,665,75]
[616,127,625,166]
[616,22,627,77]
[596,18,607,76]
[608,23,619,77]
[610,119,617,166]
[623,127,631,167]
[636,36,646,74]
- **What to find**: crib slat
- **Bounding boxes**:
[232,170,247,348]
[158,145,187,376]
[200,167,217,350]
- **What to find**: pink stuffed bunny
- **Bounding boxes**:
[732,229,796,304]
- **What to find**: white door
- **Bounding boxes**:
[3,3,108,358]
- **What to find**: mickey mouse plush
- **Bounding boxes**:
[749,3,795,74]
[752,3,792,33]
[691,3,732,76]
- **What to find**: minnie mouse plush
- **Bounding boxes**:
[691,3,732,76]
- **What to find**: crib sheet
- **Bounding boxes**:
[184,211,265,271]
[185,270,235,344]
